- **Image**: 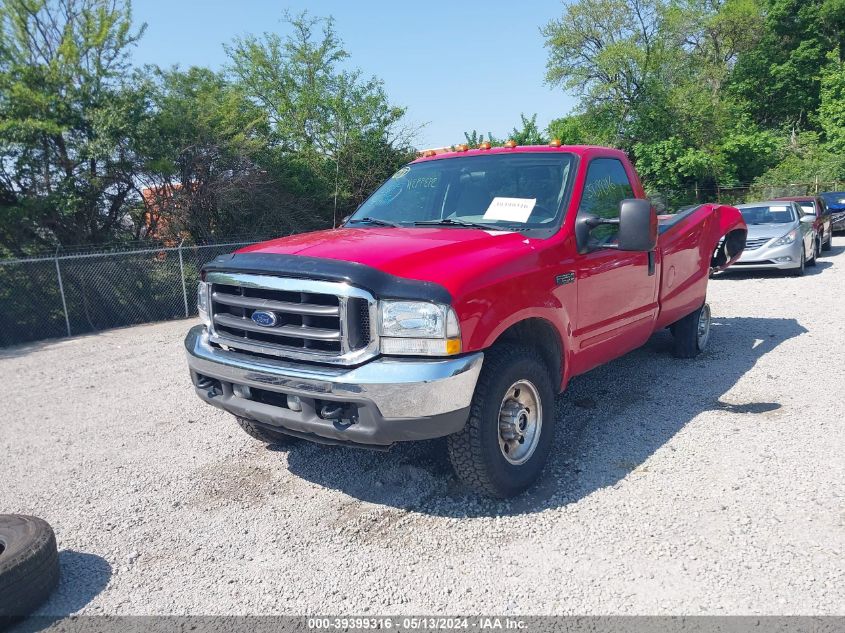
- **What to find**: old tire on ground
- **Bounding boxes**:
[0,515,59,622]
[447,344,555,498]
[234,416,297,445]
[671,303,711,359]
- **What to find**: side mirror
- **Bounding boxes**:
[617,198,658,251]
[574,198,657,253]
[800,214,815,223]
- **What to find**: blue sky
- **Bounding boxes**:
[130,0,577,148]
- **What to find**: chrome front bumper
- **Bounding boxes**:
[184,325,483,446]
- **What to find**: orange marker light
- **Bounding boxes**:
[422,149,437,157]
[478,141,491,150]
[549,138,562,147]
[455,144,469,152]
[504,139,517,148]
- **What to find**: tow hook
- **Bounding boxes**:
[320,403,345,420]
[320,403,359,427]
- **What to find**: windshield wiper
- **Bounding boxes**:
[414,218,513,231]
[347,217,401,228]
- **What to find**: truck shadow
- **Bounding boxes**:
[284,316,806,518]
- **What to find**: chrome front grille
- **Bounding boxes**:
[744,237,772,250]
[205,272,377,365]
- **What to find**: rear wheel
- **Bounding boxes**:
[234,416,297,445]
[447,344,555,498]
[671,303,711,358]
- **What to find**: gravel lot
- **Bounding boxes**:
[2,238,844,617]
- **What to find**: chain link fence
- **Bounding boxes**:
[0,239,267,348]
[647,180,845,211]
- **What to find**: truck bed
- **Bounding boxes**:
[654,203,746,330]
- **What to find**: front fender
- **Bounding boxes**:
[712,204,748,271]
[455,273,575,390]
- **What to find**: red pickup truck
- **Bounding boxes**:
[186,144,747,497]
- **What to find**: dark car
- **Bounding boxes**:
[775,196,833,252]
[820,191,845,233]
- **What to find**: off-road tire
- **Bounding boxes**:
[447,344,555,498]
[234,416,297,445]
[0,515,59,622]
[672,303,711,359]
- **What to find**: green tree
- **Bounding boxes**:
[509,114,547,145]
[226,12,414,219]
[542,0,672,143]
[134,66,292,241]
[463,130,501,147]
[727,0,845,130]
[819,53,845,154]
[0,0,146,255]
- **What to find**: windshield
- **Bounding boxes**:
[349,153,576,230]
[739,204,797,224]
[798,202,816,215]
[821,192,845,205]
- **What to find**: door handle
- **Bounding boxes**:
[647,251,656,276]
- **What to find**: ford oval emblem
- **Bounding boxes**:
[251,310,277,327]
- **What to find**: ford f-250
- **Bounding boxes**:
[185,143,747,498]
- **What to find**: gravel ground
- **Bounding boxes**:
[1,238,844,617]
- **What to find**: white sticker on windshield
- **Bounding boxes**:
[483,197,536,223]
[770,206,788,211]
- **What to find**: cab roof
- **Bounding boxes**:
[411,144,626,164]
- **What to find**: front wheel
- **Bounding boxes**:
[808,238,819,266]
[790,245,806,277]
[671,303,711,358]
[447,344,555,498]
[823,230,832,251]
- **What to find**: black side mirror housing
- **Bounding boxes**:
[617,198,657,251]
[574,198,657,253]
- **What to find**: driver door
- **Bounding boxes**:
[571,158,659,374]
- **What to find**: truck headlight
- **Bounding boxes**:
[197,281,211,326]
[773,230,797,246]
[379,301,461,356]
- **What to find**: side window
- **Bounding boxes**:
[578,158,634,244]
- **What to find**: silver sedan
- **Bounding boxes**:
[728,201,818,276]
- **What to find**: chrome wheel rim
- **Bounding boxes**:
[498,380,542,465]
[697,304,711,350]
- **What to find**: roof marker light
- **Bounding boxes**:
[455,144,469,152]
[504,139,517,148]
[549,138,562,147]
[422,149,437,157]
[478,141,491,150]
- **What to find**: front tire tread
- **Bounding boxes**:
[447,344,554,498]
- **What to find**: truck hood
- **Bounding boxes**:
[236,227,538,295]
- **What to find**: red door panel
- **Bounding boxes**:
[572,248,658,375]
